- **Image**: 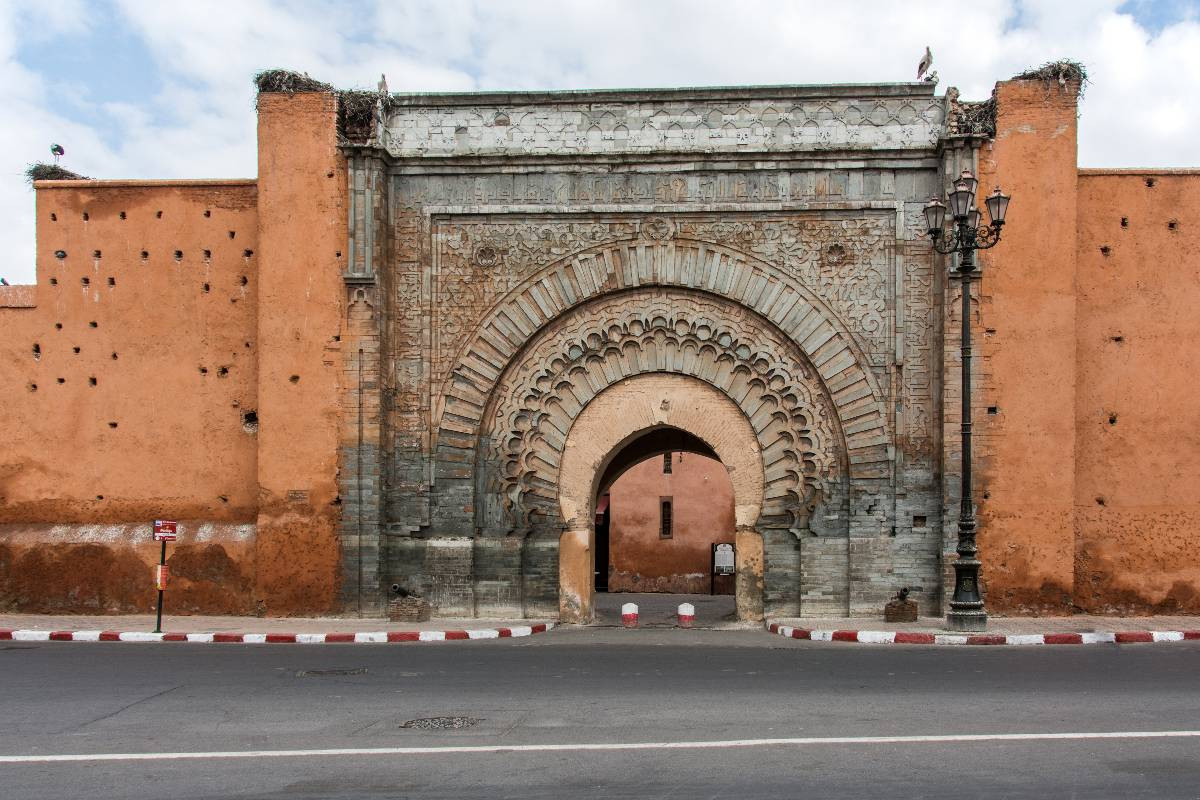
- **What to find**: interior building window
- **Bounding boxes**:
[663,452,672,473]
[660,496,673,539]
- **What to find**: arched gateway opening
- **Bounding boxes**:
[593,427,738,621]
[557,373,766,623]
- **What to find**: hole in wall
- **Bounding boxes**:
[984,328,996,335]
[217,366,229,377]
[49,277,57,286]
[49,213,57,221]
[1145,178,1156,188]
[241,410,259,433]
[32,343,40,360]
[913,515,927,528]
[289,374,300,384]
[1096,496,1106,506]
[80,277,89,286]
[335,251,342,258]
[228,231,236,239]
[1099,245,1111,256]
[203,249,212,260]
[243,249,254,258]
[199,366,208,375]
[88,376,97,386]
[244,341,252,348]
[1168,220,1178,231]
[332,335,340,342]
[82,212,89,221]
[174,250,183,260]
[72,346,80,354]
[27,383,37,392]
[202,283,210,293]
[56,377,64,384]
[1120,217,1128,228]
[54,322,62,329]
[218,495,228,503]
[111,352,118,360]
[156,210,163,218]
[239,275,248,286]
[983,491,991,499]
[987,406,998,415]
[107,277,115,287]
[326,170,334,178]
[89,321,97,328]
[1108,413,1118,425]
[108,421,118,429]
[1111,335,1124,343]
[54,250,66,260]
[119,211,126,220]
[95,495,104,501]
[140,250,149,260]
[203,209,211,218]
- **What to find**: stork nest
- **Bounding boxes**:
[26,163,87,184]
[951,96,997,138]
[1012,60,1088,97]
[253,69,333,94]
[254,69,393,143]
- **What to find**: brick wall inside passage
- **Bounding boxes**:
[606,453,735,594]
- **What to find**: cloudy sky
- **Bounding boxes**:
[2,0,1198,284]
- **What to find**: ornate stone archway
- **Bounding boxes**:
[556,373,765,622]
[459,285,855,618]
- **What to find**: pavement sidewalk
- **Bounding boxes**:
[766,614,1200,646]
[0,613,555,644]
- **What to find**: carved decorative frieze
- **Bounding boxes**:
[385,93,945,157]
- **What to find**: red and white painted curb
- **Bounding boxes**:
[767,622,1200,646]
[0,622,554,645]
[677,603,695,628]
[621,603,639,628]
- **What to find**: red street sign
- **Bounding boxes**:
[153,520,178,541]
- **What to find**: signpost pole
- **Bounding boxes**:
[154,537,166,634]
[151,519,176,634]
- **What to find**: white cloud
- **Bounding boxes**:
[2,0,1198,284]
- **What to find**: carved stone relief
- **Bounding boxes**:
[384,93,945,157]
[475,289,849,538]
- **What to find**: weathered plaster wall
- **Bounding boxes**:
[254,91,348,615]
[0,181,260,613]
[607,453,735,593]
[974,78,1079,613]
[1073,170,1200,612]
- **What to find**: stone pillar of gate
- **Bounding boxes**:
[559,523,594,624]
[735,526,765,622]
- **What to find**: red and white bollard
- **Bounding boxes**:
[677,603,695,628]
[621,602,639,628]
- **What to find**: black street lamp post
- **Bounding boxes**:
[924,171,1011,632]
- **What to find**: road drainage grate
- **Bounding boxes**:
[296,667,368,677]
[400,716,482,730]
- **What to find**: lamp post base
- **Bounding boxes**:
[946,607,988,632]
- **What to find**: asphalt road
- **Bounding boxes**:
[2,627,1200,799]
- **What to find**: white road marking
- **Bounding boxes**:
[2,731,1198,764]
